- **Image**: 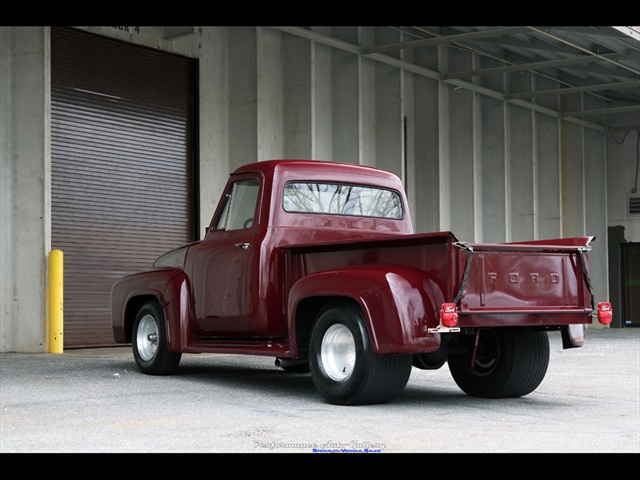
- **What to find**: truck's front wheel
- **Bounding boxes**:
[447,328,549,398]
[309,302,412,405]
[132,301,182,375]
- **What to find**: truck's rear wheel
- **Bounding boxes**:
[447,328,549,398]
[132,301,181,375]
[309,302,412,405]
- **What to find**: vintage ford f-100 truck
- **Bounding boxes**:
[111,159,612,405]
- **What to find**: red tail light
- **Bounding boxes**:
[441,303,458,328]
[597,302,612,325]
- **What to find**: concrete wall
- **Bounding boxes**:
[1,27,50,352]
[1,26,637,352]
[607,109,640,241]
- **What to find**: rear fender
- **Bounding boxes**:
[288,265,445,355]
[111,268,192,351]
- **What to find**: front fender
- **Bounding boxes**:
[288,264,445,355]
[111,268,192,351]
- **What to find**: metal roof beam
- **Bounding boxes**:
[562,105,640,117]
[359,27,531,54]
[272,26,361,54]
[443,53,619,80]
[507,80,640,99]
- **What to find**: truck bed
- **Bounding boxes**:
[283,232,595,329]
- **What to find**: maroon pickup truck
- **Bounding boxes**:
[111,159,612,405]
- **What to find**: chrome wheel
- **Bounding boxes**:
[320,323,356,381]
[309,302,413,405]
[136,313,159,362]
[132,301,181,375]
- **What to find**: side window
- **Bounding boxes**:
[214,178,260,231]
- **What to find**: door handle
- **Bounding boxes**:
[234,243,250,250]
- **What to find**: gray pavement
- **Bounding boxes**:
[1,327,638,453]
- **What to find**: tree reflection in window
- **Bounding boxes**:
[283,182,403,219]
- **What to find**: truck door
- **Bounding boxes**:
[188,176,261,336]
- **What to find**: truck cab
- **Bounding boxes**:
[174,160,413,339]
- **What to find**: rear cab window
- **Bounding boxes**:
[282,181,404,219]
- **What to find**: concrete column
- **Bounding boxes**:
[229,27,258,168]
[534,76,562,240]
[358,27,376,168]
[401,33,415,221]
[409,45,439,234]
[373,29,403,178]
[478,62,507,243]
[438,45,451,233]
[310,27,333,161]
[282,29,313,159]
[0,27,49,352]
[508,71,535,242]
[583,95,610,313]
[198,27,231,233]
[447,47,474,241]
[257,27,283,161]
[331,27,359,166]
[560,94,586,238]
[471,54,483,242]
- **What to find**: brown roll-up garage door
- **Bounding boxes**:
[51,27,197,347]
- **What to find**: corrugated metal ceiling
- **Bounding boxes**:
[270,26,640,132]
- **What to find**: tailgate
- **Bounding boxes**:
[455,238,594,315]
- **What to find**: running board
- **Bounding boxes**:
[182,338,290,357]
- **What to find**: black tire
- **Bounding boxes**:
[309,302,413,405]
[412,350,447,370]
[447,328,549,398]
[132,301,182,375]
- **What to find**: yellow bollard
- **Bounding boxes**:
[49,249,64,353]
